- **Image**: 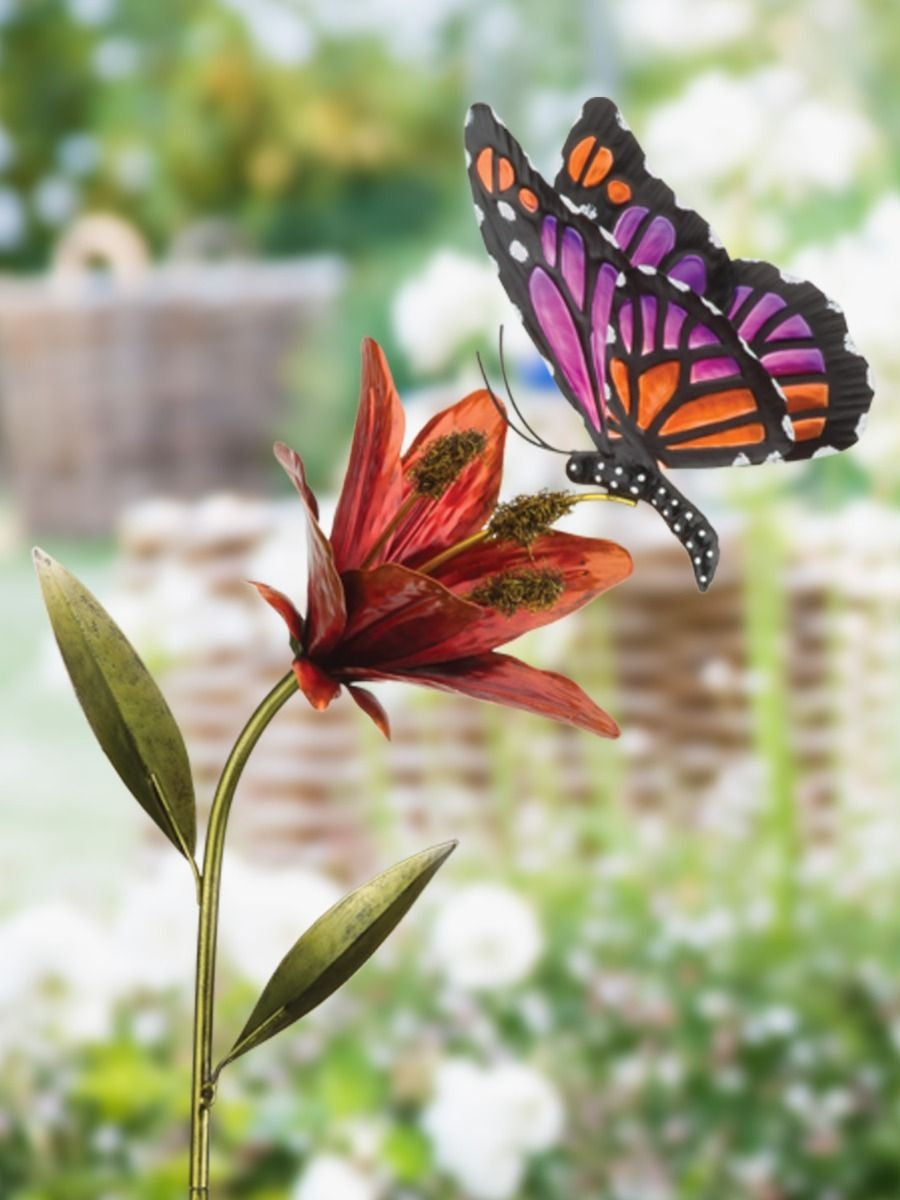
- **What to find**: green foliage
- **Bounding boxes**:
[219,841,457,1070]
[33,550,196,864]
[0,3,463,266]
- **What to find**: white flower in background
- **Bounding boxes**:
[68,0,116,24]
[58,132,101,177]
[291,1153,379,1200]
[218,854,340,988]
[423,1058,564,1200]
[643,68,875,207]
[0,186,25,249]
[112,144,154,192]
[220,0,314,64]
[33,175,80,227]
[790,193,900,371]
[0,901,118,1055]
[392,249,531,375]
[429,883,542,991]
[615,0,752,54]
[93,36,139,81]
[111,853,196,994]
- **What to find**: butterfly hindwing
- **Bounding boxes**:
[607,267,795,468]
[726,259,873,460]
[554,97,734,309]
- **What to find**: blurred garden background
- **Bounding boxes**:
[3,0,900,1197]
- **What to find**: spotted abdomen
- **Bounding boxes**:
[567,452,719,590]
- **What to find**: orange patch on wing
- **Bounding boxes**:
[782,381,829,414]
[518,187,538,213]
[660,387,757,436]
[609,357,632,416]
[607,179,632,204]
[792,417,827,441]
[675,423,766,450]
[497,155,515,191]
[476,147,494,192]
[636,361,681,429]
[568,136,613,186]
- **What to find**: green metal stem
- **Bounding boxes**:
[188,669,299,1197]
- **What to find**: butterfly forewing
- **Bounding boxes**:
[555,97,734,309]
[726,259,873,460]
[466,102,628,441]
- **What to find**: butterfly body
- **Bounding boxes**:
[465,100,873,589]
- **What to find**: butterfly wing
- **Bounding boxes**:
[554,97,734,309]
[466,103,792,467]
[725,259,873,460]
[466,101,628,443]
[607,267,795,468]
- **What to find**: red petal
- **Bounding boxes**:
[428,532,632,655]
[293,657,342,710]
[336,565,481,669]
[274,442,346,656]
[386,389,507,567]
[347,684,391,738]
[330,339,406,572]
[345,652,620,737]
[249,580,305,644]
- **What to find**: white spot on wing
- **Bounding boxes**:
[464,108,475,127]
[826,298,844,315]
[856,411,869,436]
[578,202,598,220]
[782,414,795,440]
[464,149,472,168]
[732,452,751,466]
[766,451,783,463]
[615,109,631,132]
[670,277,689,292]
[561,194,579,214]
[708,227,724,249]
[474,204,485,226]
[778,268,803,285]
[843,332,859,355]
[866,365,876,392]
[813,444,839,458]
[616,272,627,287]
[509,240,528,263]
[497,201,516,222]
[637,264,655,275]
[606,326,616,344]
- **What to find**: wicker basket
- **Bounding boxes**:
[0,214,344,535]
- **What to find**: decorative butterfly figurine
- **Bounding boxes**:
[465,99,873,589]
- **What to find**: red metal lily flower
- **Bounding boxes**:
[255,339,632,738]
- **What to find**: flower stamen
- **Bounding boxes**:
[409,430,486,498]
[467,567,565,617]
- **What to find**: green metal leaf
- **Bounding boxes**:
[219,840,457,1071]
[33,548,196,862]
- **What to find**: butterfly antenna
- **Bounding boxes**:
[475,330,569,455]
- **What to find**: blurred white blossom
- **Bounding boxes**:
[392,249,531,375]
[218,855,341,988]
[291,1153,379,1200]
[220,0,314,64]
[68,0,115,24]
[429,882,542,991]
[93,36,139,81]
[33,175,80,227]
[423,1057,564,1199]
[0,186,25,249]
[615,0,752,54]
[0,901,118,1055]
[58,132,101,177]
[643,68,875,213]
